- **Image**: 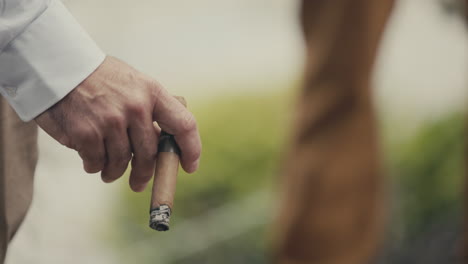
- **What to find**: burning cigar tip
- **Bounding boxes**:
[149,204,171,231]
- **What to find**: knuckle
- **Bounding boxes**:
[113,152,132,166]
[147,80,167,105]
[146,79,163,95]
[104,112,126,129]
[75,127,100,144]
[181,112,197,133]
[127,102,146,119]
[137,147,157,163]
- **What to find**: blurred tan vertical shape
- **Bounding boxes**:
[0,99,38,262]
[464,0,468,261]
[273,1,394,264]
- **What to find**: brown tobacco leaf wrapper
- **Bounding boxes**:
[149,97,186,231]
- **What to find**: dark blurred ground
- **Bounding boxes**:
[378,216,461,264]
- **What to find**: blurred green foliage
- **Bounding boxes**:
[108,92,464,263]
[387,113,464,239]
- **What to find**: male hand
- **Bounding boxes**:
[35,56,201,192]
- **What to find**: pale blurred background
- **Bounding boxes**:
[5,0,468,263]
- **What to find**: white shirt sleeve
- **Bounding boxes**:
[0,0,105,121]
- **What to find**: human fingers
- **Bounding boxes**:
[35,105,106,173]
[101,122,132,183]
[128,109,158,192]
[35,109,73,148]
[75,128,106,173]
[152,89,201,173]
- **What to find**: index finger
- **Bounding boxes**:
[152,88,201,173]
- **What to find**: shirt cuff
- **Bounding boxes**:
[0,0,105,121]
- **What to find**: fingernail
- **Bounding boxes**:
[101,176,116,183]
[190,160,199,173]
[133,183,147,192]
[83,162,102,174]
[84,163,99,174]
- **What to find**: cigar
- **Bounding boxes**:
[149,97,186,231]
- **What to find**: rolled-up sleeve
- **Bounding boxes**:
[0,0,105,121]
